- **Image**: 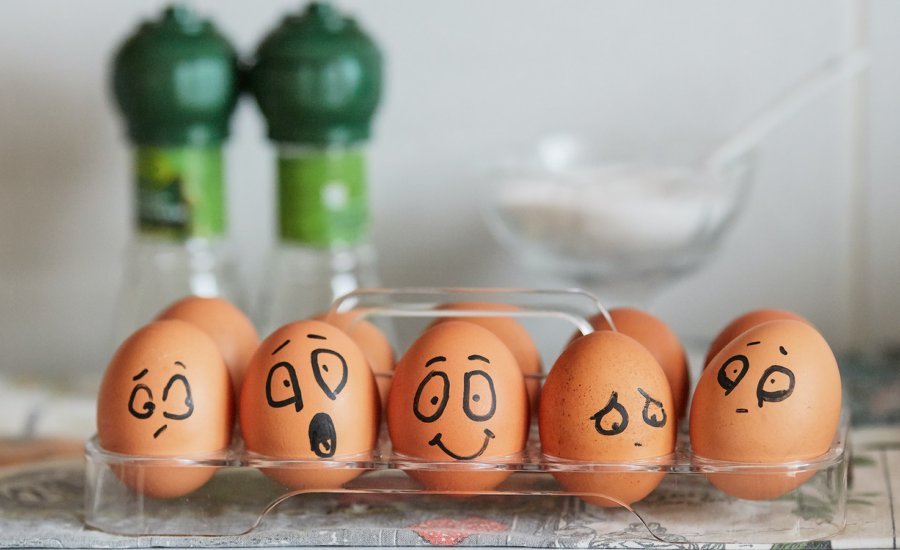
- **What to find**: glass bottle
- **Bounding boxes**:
[110,5,242,348]
[250,3,384,336]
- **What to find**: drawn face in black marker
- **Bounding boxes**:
[413,353,498,460]
[264,334,349,458]
[127,362,194,439]
[714,340,796,411]
[589,388,667,447]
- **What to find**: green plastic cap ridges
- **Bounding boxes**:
[112,5,240,147]
[251,2,383,145]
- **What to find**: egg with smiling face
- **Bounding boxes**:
[240,320,380,490]
[387,321,529,492]
[97,320,234,499]
[540,330,676,507]
[690,319,842,500]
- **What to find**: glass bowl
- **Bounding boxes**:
[481,134,754,299]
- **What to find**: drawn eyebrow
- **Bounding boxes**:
[174,361,186,369]
[425,356,446,368]
[747,341,761,346]
[307,334,326,340]
[132,369,148,381]
[468,354,490,364]
[272,340,290,355]
[780,346,788,355]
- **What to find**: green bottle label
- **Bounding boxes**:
[278,148,368,246]
[135,147,225,239]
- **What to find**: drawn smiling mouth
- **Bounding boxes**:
[428,429,495,460]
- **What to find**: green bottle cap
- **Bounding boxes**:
[251,3,383,145]
[112,5,239,147]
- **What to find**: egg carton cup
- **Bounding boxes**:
[84,288,850,544]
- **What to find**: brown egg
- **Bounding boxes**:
[313,310,395,409]
[240,320,380,490]
[540,331,676,507]
[690,320,842,500]
[388,321,529,492]
[97,320,234,499]
[156,296,259,401]
[705,309,809,368]
[575,308,689,420]
[429,302,542,417]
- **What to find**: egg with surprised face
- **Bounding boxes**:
[690,319,842,500]
[97,320,234,499]
[240,320,380,490]
[388,321,529,492]
[540,331,676,507]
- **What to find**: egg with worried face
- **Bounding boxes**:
[97,320,234,499]
[240,320,380,490]
[690,319,842,500]
[388,321,529,492]
[540,331,676,507]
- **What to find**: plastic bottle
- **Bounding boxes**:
[250,3,384,336]
[110,5,242,347]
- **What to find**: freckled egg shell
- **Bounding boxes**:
[240,320,380,490]
[428,303,542,418]
[573,308,689,420]
[156,296,259,401]
[313,310,395,409]
[388,321,529,492]
[705,309,810,369]
[690,320,841,500]
[97,320,234,499]
[540,331,676,507]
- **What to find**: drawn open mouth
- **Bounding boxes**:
[309,412,337,458]
[736,408,749,413]
[428,429,495,460]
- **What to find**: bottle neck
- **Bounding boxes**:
[133,146,226,241]
[276,144,370,248]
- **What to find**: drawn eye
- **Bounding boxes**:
[756,365,795,408]
[414,371,449,423]
[311,349,348,400]
[718,355,749,395]
[266,362,303,412]
[590,391,629,436]
[638,388,667,428]
[128,385,155,419]
[162,374,194,421]
[463,370,496,422]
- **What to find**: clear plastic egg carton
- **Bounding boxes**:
[84,289,850,544]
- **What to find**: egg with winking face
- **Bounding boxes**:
[97,320,234,499]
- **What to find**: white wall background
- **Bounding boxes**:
[0,1,897,387]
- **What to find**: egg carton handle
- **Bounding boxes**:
[326,287,615,336]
